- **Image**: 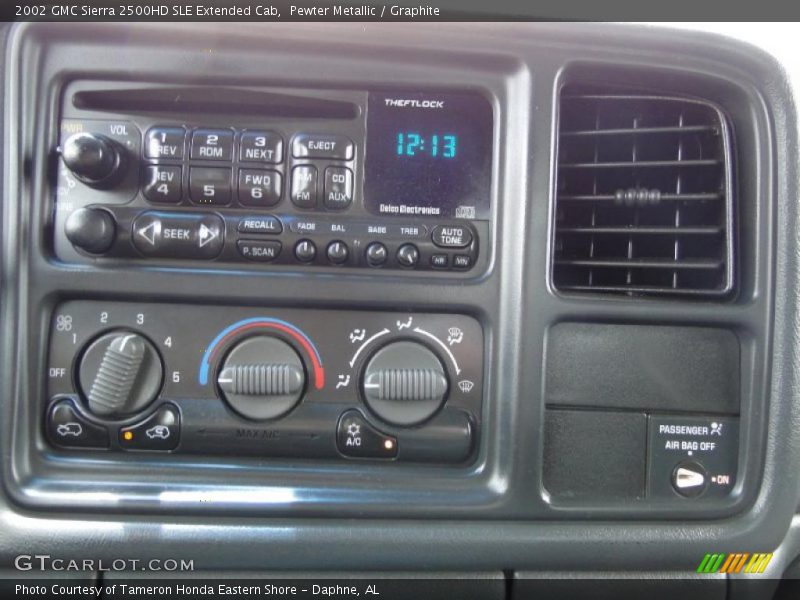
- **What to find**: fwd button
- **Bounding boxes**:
[132,211,224,259]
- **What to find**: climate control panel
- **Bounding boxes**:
[45,301,484,463]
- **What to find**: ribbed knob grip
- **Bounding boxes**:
[87,334,145,415]
[218,364,303,397]
[368,368,448,402]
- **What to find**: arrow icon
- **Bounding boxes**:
[198,223,219,248]
[137,221,158,246]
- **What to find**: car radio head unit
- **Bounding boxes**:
[52,82,494,274]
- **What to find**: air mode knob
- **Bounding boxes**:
[78,331,163,417]
[361,340,449,426]
[61,132,123,187]
[217,336,306,421]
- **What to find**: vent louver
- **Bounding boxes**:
[553,87,734,297]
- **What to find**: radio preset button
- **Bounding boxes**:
[292,134,354,160]
[290,165,318,209]
[238,168,282,207]
[142,165,182,203]
[396,244,420,267]
[432,225,473,249]
[326,241,349,264]
[237,215,283,235]
[294,239,317,263]
[132,211,224,259]
[190,129,234,161]
[324,167,354,210]
[366,242,388,267]
[237,239,282,262]
[240,131,283,163]
[144,126,185,159]
[189,167,231,205]
[452,255,473,270]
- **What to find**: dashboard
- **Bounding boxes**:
[1,20,799,599]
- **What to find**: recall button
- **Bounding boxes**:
[292,134,354,160]
[132,211,224,259]
[237,215,283,235]
[432,225,473,249]
[237,240,282,262]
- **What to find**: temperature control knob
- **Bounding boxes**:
[61,132,123,187]
[78,331,163,417]
[361,340,449,426]
[217,336,306,421]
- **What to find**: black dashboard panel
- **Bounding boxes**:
[0,21,798,581]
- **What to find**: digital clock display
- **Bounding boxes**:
[364,91,493,219]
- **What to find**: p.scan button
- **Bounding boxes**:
[132,211,224,259]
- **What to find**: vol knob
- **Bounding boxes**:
[362,340,449,426]
[78,331,163,417]
[217,336,306,421]
[61,132,123,186]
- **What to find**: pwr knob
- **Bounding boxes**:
[217,336,306,420]
[362,340,448,426]
[61,132,124,187]
[78,331,163,417]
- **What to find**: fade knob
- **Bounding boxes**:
[361,340,449,426]
[78,331,163,417]
[61,132,123,187]
[217,336,306,421]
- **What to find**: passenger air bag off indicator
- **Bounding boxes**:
[647,415,738,501]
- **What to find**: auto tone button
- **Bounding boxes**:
[432,225,473,248]
[132,211,224,259]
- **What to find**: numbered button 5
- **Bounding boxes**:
[238,169,282,207]
[143,166,182,203]
[189,167,232,206]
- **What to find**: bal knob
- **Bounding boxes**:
[78,331,163,417]
[61,132,122,186]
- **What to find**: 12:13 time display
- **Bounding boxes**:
[396,133,458,158]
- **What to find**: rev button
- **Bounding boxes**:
[132,211,224,259]
[432,225,473,249]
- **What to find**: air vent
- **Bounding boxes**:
[553,87,734,297]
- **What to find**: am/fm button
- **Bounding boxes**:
[432,225,473,248]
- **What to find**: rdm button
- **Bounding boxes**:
[132,211,224,259]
